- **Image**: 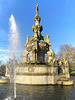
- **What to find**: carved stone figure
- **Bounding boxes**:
[62,54,69,68]
[26,35,29,43]
[36,3,38,13]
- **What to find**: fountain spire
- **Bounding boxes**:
[34,3,41,25]
[32,4,43,39]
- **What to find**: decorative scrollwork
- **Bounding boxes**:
[28,67,34,72]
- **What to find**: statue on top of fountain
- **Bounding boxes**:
[35,3,39,14]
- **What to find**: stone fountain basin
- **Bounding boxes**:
[0,79,9,84]
[0,76,9,84]
[57,80,74,85]
[2,76,9,80]
[39,41,49,51]
[26,41,49,52]
[59,77,69,81]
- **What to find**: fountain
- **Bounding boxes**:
[5,4,74,86]
[2,3,74,100]
[5,14,20,99]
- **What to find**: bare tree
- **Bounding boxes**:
[69,46,75,62]
[57,44,75,62]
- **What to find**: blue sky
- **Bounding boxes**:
[0,0,75,63]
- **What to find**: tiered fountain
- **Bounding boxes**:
[0,3,74,100]
[6,4,73,86]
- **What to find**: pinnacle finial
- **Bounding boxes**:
[35,3,39,14]
[34,4,41,25]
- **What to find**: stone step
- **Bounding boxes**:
[57,80,74,85]
[59,77,69,81]
[60,74,65,78]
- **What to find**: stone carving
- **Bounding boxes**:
[35,3,38,14]
[46,34,49,43]
[62,55,69,68]
[21,4,53,64]
[28,67,34,72]
[54,60,58,67]
[26,35,29,43]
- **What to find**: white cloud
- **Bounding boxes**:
[0,49,6,52]
[0,48,8,63]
